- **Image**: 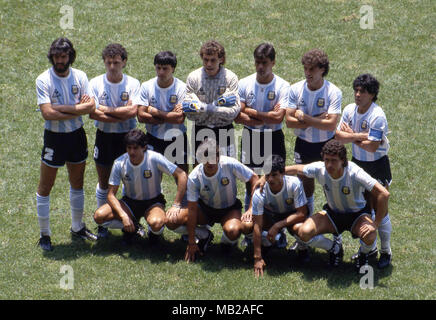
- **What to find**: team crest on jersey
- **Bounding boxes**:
[361,120,368,130]
[217,86,226,95]
[221,177,229,186]
[317,98,325,108]
[267,91,275,100]
[286,198,293,205]
[143,170,152,179]
[342,186,350,195]
[169,95,177,104]
[120,91,129,101]
[71,85,79,95]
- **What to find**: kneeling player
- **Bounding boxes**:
[93,128,187,245]
[284,140,390,269]
[182,138,258,262]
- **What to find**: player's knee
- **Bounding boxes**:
[93,209,105,224]
[298,224,314,242]
[240,221,253,234]
[223,224,241,240]
[148,216,167,231]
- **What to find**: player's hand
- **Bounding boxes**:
[215,95,236,107]
[185,243,201,263]
[359,223,376,239]
[253,175,266,193]
[340,122,354,133]
[267,225,280,243]
[273,103,281,112]
[295,109,305,122]
[173,104,183,113]
[182,100,202,113]
[80,94,91,104]
[241,210,252,223]
[254,258,266,278]
[166,205,181,224]
[121,215,135,233]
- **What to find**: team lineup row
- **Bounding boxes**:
[35,38,393,276]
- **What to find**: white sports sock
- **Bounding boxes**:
[95,184,108,209]
[378,214,392,254]
[36,193,51,236]
[221,232,238,245]
[70,188,85,232]
[148,225,164,235]
[101,219,124,229]
[360,240,375,254]
[306,234,334,252]
[307,195,314,216]
[333,234,342,244]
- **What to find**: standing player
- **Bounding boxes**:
[35,38,97,251]
[182,40,240,160]
[93,129,187,245]
[282,140,390,269]
[89,43,140,238]
[335,74,392,268]
[285,49,342,218]
[183,139,259,262]
[136,51,188,174]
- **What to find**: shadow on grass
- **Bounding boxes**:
[41,231,393,289]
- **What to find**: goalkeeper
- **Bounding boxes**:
[183,40,241,163]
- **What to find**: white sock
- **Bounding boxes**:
[172,225,188,235]
[360,240,375,254]
[221,232,238,245]
[36,193,51,236]
[148,225,164,235]
[70,188,85,232]
[307,195,314,216]
[333,234,343,244]
[101,219,124,229]
[306,234,334,252]
[95,184,108,209]
[378,214,392,254]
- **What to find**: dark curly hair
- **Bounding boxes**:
[47,37,76,66]
[353,73,380,102]
[102,43,128,61]
[154,51,177,68]
[124,128,148,148]
[265,154,285,174]
[301,49,329,77]
[321,140,348,167]
[200,40,226,65]
[253,43,276,62]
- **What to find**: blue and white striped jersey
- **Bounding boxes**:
[288,79,342,142]
[303,161,377,213]
[338,102,390,161]
[36,67,90,133]
[187,156,254,209]
[134,77,186,139]
[109,149,178,201]
[252,175,307,216]
[89,73,140,133]
[238,73,290,131]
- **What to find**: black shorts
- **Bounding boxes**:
[94,129,127,166]
[240,128,286,171]
[323,203,371,237]
[198,198,242,227]
[264,208,297,224]
[352,156,392,187]
[294,137,331,164]
[146,132,189,165]
[194,123,236,158]
[41,127,88,168]
[120,194,166,221]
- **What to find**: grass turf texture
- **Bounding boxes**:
[0,0,435,300]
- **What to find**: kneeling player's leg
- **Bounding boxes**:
[297,211,336,242]
[221,209,242,244]
[352,214,377,254]
[145,205,167,235]
[94,202,129,230]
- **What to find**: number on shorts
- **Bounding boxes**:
[44,147,54,161]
